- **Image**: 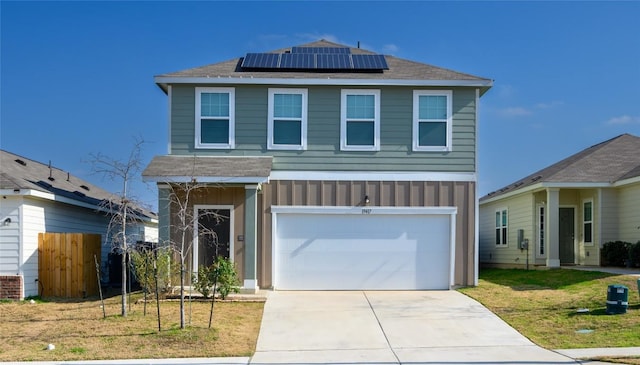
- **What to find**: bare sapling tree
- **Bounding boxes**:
[162,176,224,329]
[90,138,147,317]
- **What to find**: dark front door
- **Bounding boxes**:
[197,209,231,269]
[559,207,575,264]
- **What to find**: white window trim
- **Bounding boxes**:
[267,88,307,150]
[495,208,508,247]
[192,204,234,275]
[340,89,380,151]
[412,90,453,152]
[195,87,235,149]
[536,203,546,258]
[582,199,594,246]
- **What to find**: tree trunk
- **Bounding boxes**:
[121,251,127,317]
[180,260,185,329]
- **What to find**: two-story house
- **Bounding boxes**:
[142,40,492,291]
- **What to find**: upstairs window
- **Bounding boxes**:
[495,209,508,246]
[195,87,235,149]
[413,90,452,151]
[583,200,593,245]
[341,89,380,151]
[268,89,307,150]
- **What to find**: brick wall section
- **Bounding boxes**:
[0,276,23,300]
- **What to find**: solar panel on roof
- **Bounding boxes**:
[352,54,389,70]
[242,53,280,68]
[280,53,315,69]
[291,47,351,54]
[317,54,352,69]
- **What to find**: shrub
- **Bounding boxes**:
[130,247,174,297]
[192,256,240,300]
[601,241,631,267]
[629,241,640,268]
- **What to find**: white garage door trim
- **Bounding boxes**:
[271,206,457,290]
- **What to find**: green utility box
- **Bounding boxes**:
[606,284,628,315]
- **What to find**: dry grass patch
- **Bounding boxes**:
[0,291,264,361]
[459,269,640,350]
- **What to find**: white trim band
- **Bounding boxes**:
[269,171,476,182]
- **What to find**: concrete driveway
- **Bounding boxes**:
[251,291,577,364]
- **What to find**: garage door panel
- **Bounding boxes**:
[275,213,451,290]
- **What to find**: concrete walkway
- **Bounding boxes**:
[251,290,578,364]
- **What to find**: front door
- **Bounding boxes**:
[559,207,575,264]
[195,207,232,270]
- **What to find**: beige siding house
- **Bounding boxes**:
[479,134,640,269]
[144,40,492,291]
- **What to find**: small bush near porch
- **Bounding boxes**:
[459,268,640,350]
[0,291,264,361]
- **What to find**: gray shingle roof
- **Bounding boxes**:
[481,134,640,201]
[155,40,492,93]
[0,149,157,220]
[142,155,272,183]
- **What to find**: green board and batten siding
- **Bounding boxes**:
[169,85,478,173]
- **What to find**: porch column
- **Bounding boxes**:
[243,184,259,292]
[546,188,560,268]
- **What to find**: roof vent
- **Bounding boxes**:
[73,190,86,198]
[14,159,26,166]
[80,185,90,191]
[531,175,542,182]
[514,182,524,188]
[47,176,55,182]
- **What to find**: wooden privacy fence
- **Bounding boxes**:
[38,233,101,298]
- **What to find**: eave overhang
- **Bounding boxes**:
[154,76,493,95]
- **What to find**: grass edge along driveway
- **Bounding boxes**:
[459,268,640,350]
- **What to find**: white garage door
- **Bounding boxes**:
[272,207,455,290]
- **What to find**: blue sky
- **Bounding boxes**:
[2,1,639,211]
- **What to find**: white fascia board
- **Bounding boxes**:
[142,175,269,184]
[269,171,476,182]
[271,205,457,216]
[2,189,157,224]
[613,175,640,187]
[480,181,613,206]
[155,76,493,88]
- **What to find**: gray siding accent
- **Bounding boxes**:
[170,85,477,172]
[0,196,21,276]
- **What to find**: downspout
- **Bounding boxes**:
[474,88,480,286]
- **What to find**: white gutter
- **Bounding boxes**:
[480,181,614,205]
[155,76,493,88]
[0,189,157,224]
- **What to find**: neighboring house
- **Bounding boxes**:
[479,134,640,269]
[143,40,492,291]
[0,150,158,299]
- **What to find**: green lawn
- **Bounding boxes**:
[459,268,640,349]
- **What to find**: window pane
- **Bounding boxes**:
[346,121,374,146]
[496,212,500,228]
[201,119,229,144]
[346,95,374,119]
[419,95,447,120]
[584,202,592,221]
[201,93,229,117]
[502,227,507,245]
[502,210,508,226]
[418,122,446,146]
[273,120,301,145]
[584,222,592,243]
[274,94,302,118]
[496,229,501,245]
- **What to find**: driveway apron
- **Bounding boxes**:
[250,290,576,364]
